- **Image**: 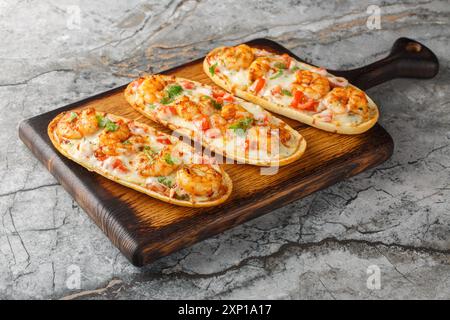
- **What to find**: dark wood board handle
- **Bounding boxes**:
[329,37,439,90]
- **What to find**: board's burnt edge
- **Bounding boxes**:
[18,38,395,267]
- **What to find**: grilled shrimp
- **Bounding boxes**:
[270,123,292,146]
[248,57,272,82]
[174,96,202,121]
[320,86,368,118]
[56,108,99,140]
[198,95,217,116]
[293,70,330,100]
[176,164,223,197]
[248,121,293,153]
[137,145,180,177]
[218,44,254,71]
[220,103,251,121]
[97,120,132,156]
[209,113,227,129]
[137,75,167,104]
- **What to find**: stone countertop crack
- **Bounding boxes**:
[0,69,74,88]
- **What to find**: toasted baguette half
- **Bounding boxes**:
[48,109,232,207]
[204,45,379,134]
[124,75,306,166]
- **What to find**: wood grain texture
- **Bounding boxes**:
[19,39,394,266]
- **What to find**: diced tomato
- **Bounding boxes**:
[297,100,318,111]
[213,90,232,104]
[94,150,108,162]
[254,78,266,95]
[182,81,195,89]
[271,85,282,96]
[166,105,177,116]
[290,90,318,111]
[193,115,210,131]
[222,93,234,102]
[112,159,129,173]
[290,90,304,108]
[212,90,225,99]
[156,136,172,145]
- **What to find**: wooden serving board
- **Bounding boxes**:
[19,38,438,266]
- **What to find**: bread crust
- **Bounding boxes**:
[48,111,233,208]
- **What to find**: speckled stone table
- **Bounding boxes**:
[1,0,449,299]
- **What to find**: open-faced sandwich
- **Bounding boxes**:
[203,44,379,134]
[124,75,306,166]
[48,108,232,207]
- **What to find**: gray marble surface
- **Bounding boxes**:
[1,0,449,299]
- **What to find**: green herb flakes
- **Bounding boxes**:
[270,70,283,80]
[96,115,119,132]
[229,117,254,132]
[157,176,173,188]
[209,63,218,76]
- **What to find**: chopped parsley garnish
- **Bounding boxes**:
[281,89,292,97]
[157,176,173,188]
[291,66,300,71]
[274,62,287,69]
[105,121,119,132]
[123,140,131,145]
[160,96,172,105]
[270,70,283,80]
[69,112,78,122]
[209,63,218,76]
[164,153,177,165]
[96,115,119,132]
[167,84,183,97]
[203,95,222,110]
[212,100,222,110]
[229,117,254,132]
[147,103,156,110]
[160,84,183,105]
